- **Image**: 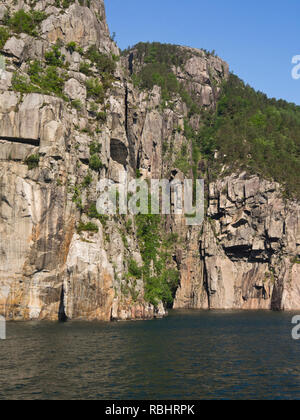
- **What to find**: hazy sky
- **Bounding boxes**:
[105,0,300,105]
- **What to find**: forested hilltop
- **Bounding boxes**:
[203,74,300,197]
[124,42,300,197]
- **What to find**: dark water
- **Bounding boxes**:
[0,310,300,400]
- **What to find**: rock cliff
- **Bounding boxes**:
[0,0,299,321]
[174,173,300,310]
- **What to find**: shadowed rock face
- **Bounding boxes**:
[0,0,299,321]
[110,139,128,166]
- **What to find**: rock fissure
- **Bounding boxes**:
[0,136,40,146]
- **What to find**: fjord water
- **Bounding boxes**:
[0,310,300,400]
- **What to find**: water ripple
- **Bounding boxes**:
[0,310,299,400]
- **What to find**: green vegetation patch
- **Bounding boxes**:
[55,0,77,9]
[0,27,10,49]
[198,74,300,197]
[87,202,109,228]
[83,45,117,102]
[71,99,83,110]
[125,42,200,112]
[128,259,142,279]
[86,78,105,103]
[89,141,103,171]
[89,154,103,171]
[6,10,47,36]
[66,42,83,55]
[77,221,99,234]
[79,62,92,76]
[45,44,66,67]
[123,42,193,69]
[85,45,116,76]
[25,154,40,170]
[13,60,67,98]
[135,210,180,308]
[82,171,93,188]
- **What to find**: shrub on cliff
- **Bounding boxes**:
[135,212,180,307]
[13,61,67,99]
[25,154,40,170]
[87,203,109,227]
[71,99,83,110]
[123,42,192,68]
[127,42,199,113]
[86,78,105,103]
[89,154,103,171]
[77,222,99,234]
[55,0,76,8]
[45,45,66,67]
[27,61,66,97]
[7,10,47,36]
[83,45,116,98]
[128,259,142,279]
[85,45,116,76]
[0,27,10,49]
[89,141,102,155]
[79,62,92,76]
[12,73,40,94]
[55,0,91,8]
[66,42,77,54]
[41,66,66,96]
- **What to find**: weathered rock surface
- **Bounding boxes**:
[40,2,117,54]
[174,173,300,310]
[0,0,157,321]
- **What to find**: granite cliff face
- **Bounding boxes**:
[174,174,300,310]
[0,0,153,321]
[0,0,299,321]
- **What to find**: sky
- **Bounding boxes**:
[105,0,300,105]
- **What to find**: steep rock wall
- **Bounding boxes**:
[0,0,162,320]
[174,174,300,310]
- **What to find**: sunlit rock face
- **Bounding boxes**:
[174,173,300,311]
[0,0,299,321]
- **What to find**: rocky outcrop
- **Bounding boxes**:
[40,1,117,54]
[0,0,162,321]
[174,173,300,311]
